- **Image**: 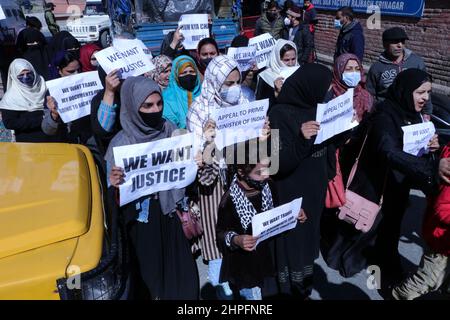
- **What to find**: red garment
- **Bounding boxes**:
[305,4,316,33]
[80,43,101,72]
[422,143,450,256]
[331,53,374,122]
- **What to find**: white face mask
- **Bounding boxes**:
[284,17,291,27]
[342,71,361,87]
[220,85,241,105]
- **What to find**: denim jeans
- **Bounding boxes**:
[208,259,233,299]
[239,287,262,300]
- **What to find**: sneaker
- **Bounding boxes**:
[392,283,423,300]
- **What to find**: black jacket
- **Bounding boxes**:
[0,109,57,142]
[334,21,365,62]
[292,23,315,65]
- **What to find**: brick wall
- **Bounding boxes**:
[314,0,450,93]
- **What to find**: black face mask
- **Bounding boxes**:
[200,57,213,67]
[139,110,164,130]
[208,23,213,35]
[266,12,277,22]
[178,74,197,91]
[243,175,268,191]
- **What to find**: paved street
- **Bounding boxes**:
[196,190,449,300]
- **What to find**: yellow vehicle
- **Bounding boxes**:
[0,143,127,300]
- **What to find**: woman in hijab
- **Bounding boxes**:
[42,51,92,144]
[106,76,199,300]
[256,39,299,110]
[20,28,51,80]
[79,43,101,72]
[268,63,333,299]
[163,55,202,129]
[147,55,172,91]
[331,53,373,122]
[343,69,440,287]
[0,59,52,142]
[187,55,270,299]
[195,38,219,79]
[49,31,81,60]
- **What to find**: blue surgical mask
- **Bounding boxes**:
[220,85,241,105]
[17,72,35,87]
[342,71,361,87]
[334,19,342,29]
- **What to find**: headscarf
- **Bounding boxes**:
[196,38,219,76]
[80,43,101,72]
[148,55,172,90]
[20,28,51,80]
[162,55,201,129]
[384,68,432,124]
[49,31,80,59]
[105,76,184,215]
[188,55,247,145]
[259,39,299,88]
[277,63,333,119]
[0,59,47,112]
[49,50,80,80]
[331,53,374,122]
[187,55,247,186]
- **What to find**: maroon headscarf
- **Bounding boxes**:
[80,43,101,72]
[331,53,374,122]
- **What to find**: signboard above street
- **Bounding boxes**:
[313,0,425,18]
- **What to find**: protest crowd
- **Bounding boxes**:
[1,0,450,301]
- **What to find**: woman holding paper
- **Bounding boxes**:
[268,63,333,299]
[41,51,93,144]
[187,55,274,299]
[0,59,53,142]
[162,55,202,129]
[106,76,199,300]
[256,39,299,111]
[332,69,441,288]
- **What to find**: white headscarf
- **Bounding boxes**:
[0,58,47,112]
[187,55,248,147]
[258,39,299,88]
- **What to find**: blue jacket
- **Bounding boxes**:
[334,21,365,62]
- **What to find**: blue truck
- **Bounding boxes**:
[107,0,240,55]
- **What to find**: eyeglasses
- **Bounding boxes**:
[90,57,97,61]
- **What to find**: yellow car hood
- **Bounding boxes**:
[0,143,92,260]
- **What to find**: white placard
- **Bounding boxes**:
[252,197,302,247]
[0,6,6,20]
[279,66,299,80]
[46,71,103,123]
[314,89,358,145]
[178,14,210,50]
[213,99,269,150]
[95,39,155,79]
[113,133,199,207]
[227,47,257,72]
[248,33,277,69]
[402,122,436,156]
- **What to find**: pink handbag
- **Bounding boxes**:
[176,201,203,240]
[325,149,346,209]
[337,135,386,233]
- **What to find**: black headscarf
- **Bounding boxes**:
[277,63,333,118]
[21,28,50,80]
[49,31,81,59]
[385,68,432,124]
